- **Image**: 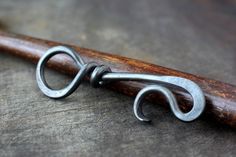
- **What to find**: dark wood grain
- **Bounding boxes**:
[0,31,236,127]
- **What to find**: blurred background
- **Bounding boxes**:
[0,0,235,84]
[0,0,236,157]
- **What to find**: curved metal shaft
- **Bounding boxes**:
[102,73,205,122]
[36,46,206,123]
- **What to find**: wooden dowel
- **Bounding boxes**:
[0,31,236,127]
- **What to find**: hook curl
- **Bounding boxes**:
[134,85,178,122]
[36,46,206,123]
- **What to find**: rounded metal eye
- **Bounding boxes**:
[36,46,87,99]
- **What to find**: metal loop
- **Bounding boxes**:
[36,46,206,123]
[36,46,86,98]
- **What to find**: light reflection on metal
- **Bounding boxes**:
[36,46,206,123]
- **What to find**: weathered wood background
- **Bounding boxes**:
[0,0,236,156]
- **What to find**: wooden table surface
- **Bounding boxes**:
[0,0,236,156]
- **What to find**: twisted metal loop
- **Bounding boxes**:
[36,46,206,122]
[90,65,111,88]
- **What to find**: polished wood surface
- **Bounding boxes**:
[0,31,235,127]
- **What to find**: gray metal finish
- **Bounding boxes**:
[1,1,235,156]
[36,46,205,123]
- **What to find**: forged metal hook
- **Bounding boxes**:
[36,46,206,122]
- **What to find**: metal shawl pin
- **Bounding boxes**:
[36,46,206,122]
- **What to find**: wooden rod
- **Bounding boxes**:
[0,31,235,127]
